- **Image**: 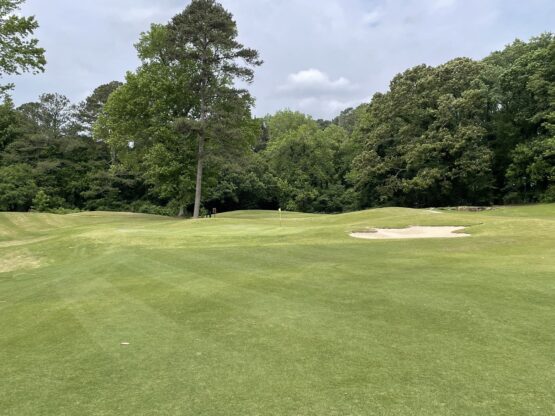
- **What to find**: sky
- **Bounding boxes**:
[6,0,555,119]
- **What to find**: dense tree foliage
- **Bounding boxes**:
[486,35,555,202]
[0,88,139,212]
[348,34,554,208]
[0,22,553,214]
[0,0,45,94]
[350,58,497,207]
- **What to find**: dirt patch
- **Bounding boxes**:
[0,252,41,273]
[351,226,469,240]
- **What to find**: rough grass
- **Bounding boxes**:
[0,205,554,415]
[0,250,41,273]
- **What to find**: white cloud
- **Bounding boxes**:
[119,7,166,23]
[275,69,362,117]
[432,0,457,11]
[363,8,384,26]
[278,69,355,96]
[278,68,368,119]
[296,96,369,119]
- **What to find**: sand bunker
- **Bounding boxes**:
[351,226,469,240]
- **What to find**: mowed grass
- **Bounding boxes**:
[0,206,554,416]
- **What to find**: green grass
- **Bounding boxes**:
[0,206,554,415]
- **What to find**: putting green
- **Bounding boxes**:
[0,206,554,415]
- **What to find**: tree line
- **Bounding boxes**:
[0,0,553,216]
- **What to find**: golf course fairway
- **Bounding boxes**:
[1,205,554,415]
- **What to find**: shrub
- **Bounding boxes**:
[129,201,175,217]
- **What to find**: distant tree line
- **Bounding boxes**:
[0,0,553,215]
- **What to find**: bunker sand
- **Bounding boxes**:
[350,226,469,240]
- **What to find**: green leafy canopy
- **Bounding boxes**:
[0,0,46,93]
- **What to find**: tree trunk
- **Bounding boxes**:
[193,134,205,219]
[193,83,207,220]
[110,148,116,166]
[178,205,186,217]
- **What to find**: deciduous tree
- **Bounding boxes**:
[0,0,45,93]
